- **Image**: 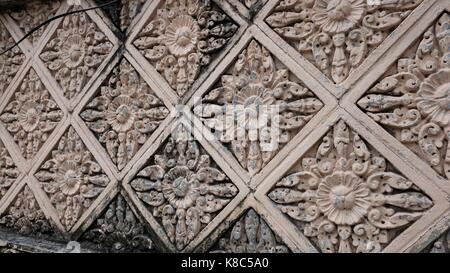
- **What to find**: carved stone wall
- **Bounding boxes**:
[0,0,449,253]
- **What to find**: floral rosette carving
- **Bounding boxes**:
[266,0,423,84]
[35,127,110,231]
[82,194,155,253]
[130,124,238,250]
[10,1,61,45]
[357,13,450,180]
[0,186,54,237]
[194,40,323,176]
[80,59,169,171]
[424,228,450,253]
[0,23,25,97]
[0,69,64,160]
[211,209,289,253]
[0,140,19,200]
[40,7,114,100]
[133,0,238,97]
[268,120,433,253]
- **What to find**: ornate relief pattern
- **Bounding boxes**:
[423,228,450,253]
[268,120,433,253]
[357,13,450,180]
[40,7,114,100]
[0,23,25,97]
[133,0,238,97]
[129,124,238,251]
[120,0,145,31]
[9,1,61,45]
[80,59,169,171]
[35,127,110,231]
[0,185,54,238]
[0,140,19,201]
[194,40,323,176]
[210,209,289,253]
[266,0,424,84]
[81,193,156,253]
[0,69,64,160]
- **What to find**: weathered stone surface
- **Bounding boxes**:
[0,0,448,253]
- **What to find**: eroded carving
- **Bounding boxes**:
[133,0,238,97]
[0,185,54,237]
[358,13,450,181]
[82,193,156,253]
[35,127,110,231]
[0,69,64,160]
[40,6,114,100]
[424,228,450,253]
[9,1,60,45]
[211,209,289,253]
[266,0,423,84]
[0,23,25,97]
[129,124,238,250]
[194,40,323,176]
[80,59,169,171]
[0,140,19,201]
[268,120,433,253]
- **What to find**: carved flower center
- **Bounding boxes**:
[165,15,199,57]
[330,185,355,210]
[61,34,85,68]
[61,169,81,196]
[172,177,190,197]
[18,101,40,132]
[116,104,132,124]
[327,0,352,20]
[176,27,194,47]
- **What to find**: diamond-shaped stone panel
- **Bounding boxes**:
[128,123,239,251]
[96,0,145,32]
[80,193,158,253]
[265,0,424,84]
[80,58,170,171]
[40,6,114,101]
[34,126,111,232]
[0,185,57,239]
[0,139,20,202]
[0,68,64,160]
[193,39,323,177]
[0,22,25,98]
[209,209,290,253]
[422,228,450,253]
[9,1,61,45]
[133,0,239,97]
[267,120,433,253]
[357,12,450,181]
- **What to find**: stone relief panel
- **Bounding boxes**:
[0,185,56,239]
[423,228,450,253]
[0,68,64,160]
[80,193,157,253]
[357,13,450,181]
[40,6,114,101]
[265,0,424,84]
[210,209,289,253]
[194,40,323,177]
[0,140,20,202]
[9,1,61,45]
[129,123,239,251]
[35,126,111,231]
[0,22,25,97]
[133,0,239,97]
[120,0,145,31]
[268,120,433,253]
[80,58,170,171]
